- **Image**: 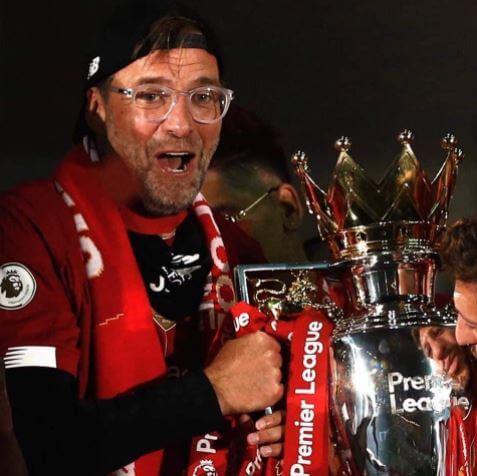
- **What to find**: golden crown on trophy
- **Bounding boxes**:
[293,130,464,259]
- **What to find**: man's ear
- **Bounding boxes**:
[276,183,304,231]
[85,87,107,135]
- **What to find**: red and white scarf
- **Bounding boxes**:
[54,145,236,475]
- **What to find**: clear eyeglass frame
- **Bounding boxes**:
[223,186,280,223]
[109,84,234,124]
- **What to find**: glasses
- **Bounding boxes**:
[110,84,234,124]
[223,186,279,223]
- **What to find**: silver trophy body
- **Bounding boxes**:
[291,133,474,475]
[330,252,471,475]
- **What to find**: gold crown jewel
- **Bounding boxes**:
[292,131,464,258]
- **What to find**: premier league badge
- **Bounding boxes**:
[0,263,37,310]
[192,459,217,476]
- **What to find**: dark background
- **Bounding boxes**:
[1,0,477,240]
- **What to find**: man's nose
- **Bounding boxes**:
[428,339,447,360]
[455,318,474,346]
[162,95,194,138]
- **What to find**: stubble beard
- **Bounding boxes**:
[122,136,218,216]
[106,116,219,216]
[140,143,216,216]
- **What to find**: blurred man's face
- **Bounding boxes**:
[94,48,221,215]
[202,169,292,262]
[419,326,470,388]
[454,280,477,356]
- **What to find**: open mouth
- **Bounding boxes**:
[157,151,195,173]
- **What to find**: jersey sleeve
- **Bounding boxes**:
[0,189,82,377]
[7,366,225,474]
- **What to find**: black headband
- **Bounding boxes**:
[87,1,223,84]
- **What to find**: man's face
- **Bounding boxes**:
[454,280,477,356]
[419,326,470,388]
[96,48,221,215]
[202,168,290,262]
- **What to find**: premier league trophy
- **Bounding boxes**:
[290,131,474,475]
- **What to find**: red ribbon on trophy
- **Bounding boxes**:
[445,376,477,476]
[187,302,333,476]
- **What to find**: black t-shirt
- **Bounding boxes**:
[129,212,212,321]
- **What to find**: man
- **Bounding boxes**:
[441,216,477,355]
[0,2,283,474]
[202,103,308,263]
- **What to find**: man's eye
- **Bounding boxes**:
[135,90,168,104]
[429,327,444,339]
[192,90,215,105]
[459,314,477,330]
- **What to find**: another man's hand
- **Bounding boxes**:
[246,410,285,458]
[204,331,283,416]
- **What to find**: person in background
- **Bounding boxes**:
[418,326,471,388]
[0,2,284,474]
[202,103,308,263]
[441,216,477,357]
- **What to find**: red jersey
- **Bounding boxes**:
[0,177,265,395]
[0,148,267,476]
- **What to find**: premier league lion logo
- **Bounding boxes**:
[0,263,37,310]
[1,270,23,298]
[192,459,217,476]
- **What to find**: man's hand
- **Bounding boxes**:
[246,410,285,458]
[204,331,283,416]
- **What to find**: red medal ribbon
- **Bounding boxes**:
[283,310,332,476]
[188,302,333,476]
